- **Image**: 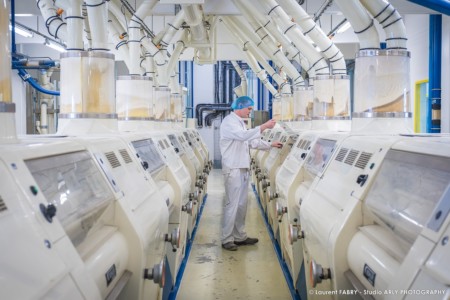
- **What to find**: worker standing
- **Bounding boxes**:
[220,96,282,251]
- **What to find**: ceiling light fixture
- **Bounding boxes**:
[336,21,351,34]
[9,24,33,38]
[44,39,66,52]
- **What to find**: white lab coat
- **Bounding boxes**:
[220,112,271,244]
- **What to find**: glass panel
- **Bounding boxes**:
[131,139,165,174]
[25,151,114,246]
[305,139,337,176]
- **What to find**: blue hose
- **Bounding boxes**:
[17,69,60,96]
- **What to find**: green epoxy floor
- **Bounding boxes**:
[176,169,291,300]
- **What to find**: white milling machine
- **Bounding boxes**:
[260,130,298,234]
[300,134,402,298]
[254,128,284,198]
[250,129,273,185]
[273,131,348,289]
[0,138,169,299]
[125,132,192,287]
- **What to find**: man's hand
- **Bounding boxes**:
[271,141,283,148]
[260,119,276,132]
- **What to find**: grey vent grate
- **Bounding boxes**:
[0,196,7,213]
[355,152,373,169]
[303,141,311,150]
[105,151,121,168]
[344,150,360,166]
[297,139,305,149]
[335,148,349,162]
[119,149,132,164]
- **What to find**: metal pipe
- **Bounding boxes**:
[428,15,442,133]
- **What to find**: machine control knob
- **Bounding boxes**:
[175,148,179,153]
[40,203,57,223]
[356,174,369,186]
[144,260,165,287]
[289,224,305,244]
[165,227,181,251]
[310,259,331,288]
[301,153,307,159]
[142,161,149,170]
[276,201,288,217]
[182,201,194,215]
[269,191,279,201]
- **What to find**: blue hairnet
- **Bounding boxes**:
[231,96,254,110]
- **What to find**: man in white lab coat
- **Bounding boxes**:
[220,96,282,251]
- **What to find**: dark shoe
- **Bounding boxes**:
[222,242,238,251]
[235,237,259,246]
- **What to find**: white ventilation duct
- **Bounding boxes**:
[257,0,329,76]
[227,15,304,87]
[37,0,68,43]
[85,0,109,51]
[55,0,83,50]
[334,0,380,50]
[234,0,310,80]
[231,61,248,97]
[128,0,159,75]
[183,5,211,61]
[153,11,185,49]
[277,0,347,75]
[220,17,284,87]
[359,0,407,49]
[108,1,129,34]
[108,13,131,70]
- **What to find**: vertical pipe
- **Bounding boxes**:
[11,0,16,54]
[428,15,442,133]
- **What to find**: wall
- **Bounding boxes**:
[193,64,215,161]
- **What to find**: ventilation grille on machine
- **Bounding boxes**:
[105,151,121,168]
[335,148,349,162]
[303,140,311,150]
[0,196,7,213]
[344,150,360,166]
[119,149,132,164]
[297,139,305,149]
[355,152,373,169]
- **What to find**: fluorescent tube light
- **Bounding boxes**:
[9,24,33,38]
[45,40,66,52]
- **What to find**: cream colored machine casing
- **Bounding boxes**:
[346,137,450,299]
[71,135,170,300]
[300,134,401,299]
[0,141,102,300]
[274,131,348,288]
[125,132,191,284]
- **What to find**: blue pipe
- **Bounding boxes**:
[428,15,441,133]
[17,69,60,96]
[11,0,16,55]
[407,0,450,16]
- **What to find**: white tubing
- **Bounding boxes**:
[258,0,329,76]
[334,0,380,50]
[277,0,347,75]
[164,32,187,86]
[108,13,131,71]
[55,0,83,50]
[85,0,109,50]
[108,0,129,34]
[231,61,247,97]
[127,0,159,75]
[359,0,407,49]
[154,10,185,48]
[82,5,91,49]
[234,1,306,73]
[220,17,284,86]
[36,0,68,42]
[183,5,211,61]
[228,15,305,86]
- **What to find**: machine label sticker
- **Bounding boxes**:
[363,263,376,286]
[105,264,117,287]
